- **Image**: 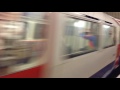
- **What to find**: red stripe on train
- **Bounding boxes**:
[0,64,46,78]
[114,44,120,68]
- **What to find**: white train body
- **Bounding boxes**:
[46,12,120,78]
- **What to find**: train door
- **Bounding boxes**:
[114,26,120,68]
[111,18,120,68]
[0,12,50,78]
[118,29,120,66]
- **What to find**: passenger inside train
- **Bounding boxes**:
[80,31,97,49]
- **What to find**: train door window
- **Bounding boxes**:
[102,25,116,48]
[63,17,99,57]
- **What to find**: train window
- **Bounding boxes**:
[63,17,99,57]
[33,24,46,39]
[0,21,26,46]
[102,25,116,48]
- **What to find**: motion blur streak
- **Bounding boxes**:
[0,12,49,78]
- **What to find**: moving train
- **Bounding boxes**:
[0,12,120,78]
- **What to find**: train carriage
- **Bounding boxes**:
[0,12,119,78]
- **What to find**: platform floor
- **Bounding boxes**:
[106,66,120,78]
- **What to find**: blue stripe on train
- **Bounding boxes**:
[90,61,115,78]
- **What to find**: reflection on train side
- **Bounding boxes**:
[0,12,48,76]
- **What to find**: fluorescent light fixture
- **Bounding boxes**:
[103,25,110,29]
[74,21,86,28]
[2,25,19,29]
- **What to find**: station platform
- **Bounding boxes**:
[106,66,120,78]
